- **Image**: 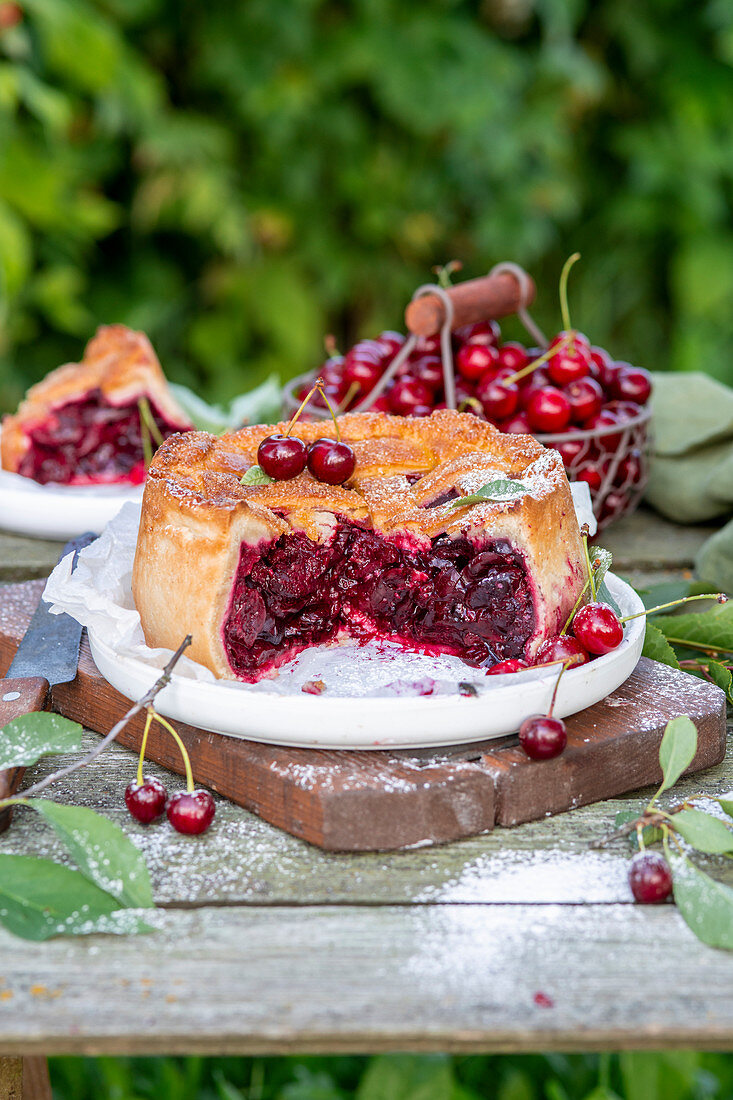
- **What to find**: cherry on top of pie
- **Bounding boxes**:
[132,409,589,683]
[1,324,193,486]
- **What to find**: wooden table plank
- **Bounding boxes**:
[2,734,731,907]
[1,902,733,1055]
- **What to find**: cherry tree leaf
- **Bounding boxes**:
[589,546,613,590]
[0,855,153,942]
[240,464,274,486]
[672,808,733,854]
[642,623,681,669]
[27,799,154,909]
[449,479,527,508]
[668,851,733,950]
[715,795,733,818]
[704,660,733,704]
[653,602,733,654]
[0,713,83,770]
[658,716,698,792]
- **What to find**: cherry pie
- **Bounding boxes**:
[133,410,588,681]
[1,325,192,485]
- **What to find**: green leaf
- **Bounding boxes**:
[170,374,282,433]
[653,602,733,654]
[642,623,681,669]
[0,855,152,942]
[590,546,613,590]
[27,800,154,909]
[613,810,662,849]
[356,1054,454,1100]
[596,579,622,617]
[705,660,733,704]
[240,464,275,486]
[672,808,733,854]
[669,851,733,950]
[716,794,733,818]
[448,479,527,509]
[658,716,698,792]
[0,713,83,770]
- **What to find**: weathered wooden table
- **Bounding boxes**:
[0,509,731,1066]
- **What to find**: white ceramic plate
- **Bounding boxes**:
[88,572,645,750]
[0,429,142,539]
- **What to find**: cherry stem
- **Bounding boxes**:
[581,531,597,601]
[136,710,153,787]
[285,378,322,437]
[318,384,343,442]
[432,259,463,288]
[559,252,581,340]
[458,396,484,415]
[336,381,360,414]
[547,659,570,718]
[150,709,195,793]
[501,333,571,387]
[620,592,726,624]
[561,577,591,635]
[15,636,192,800]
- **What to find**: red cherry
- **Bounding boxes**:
[572,601,624,654]
[547,346,591,386]
[496,342,529,372]
[478,377,519,420]
[536,635,589,668]
[565,377,603,423]
[577,461,608,492]
[629,851,673,904]
[454,320,500,345]
[556,438,586,466]
[612,365,652,405]
[527,387,572,433]
[606,399,643,423]
[600,489,628,524]
[166,789,216,835]
[409,404,433,417]
[518,368,551,410]
[377,331,406,358]
[519,715,567,760]
[456,342,498,382]
[125,777,167,825]
[343,357,382,395]
[550,330,591,352]
[307,438,356,484]
[388,376,432,416]
[584,409,624,449]
[257,434,308,480]
[488,658,529,674]
[502,411,531,434]
[590,345,612,373]
[412,333,442,356]
[410,356,444,391]
[369,393,391,412]
[616,449,643,486]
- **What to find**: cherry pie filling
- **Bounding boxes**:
[16,387,183,485]
[223,519,535,680]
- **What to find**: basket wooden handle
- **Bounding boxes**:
[405,269,536,337]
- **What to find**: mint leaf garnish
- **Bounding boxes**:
[241,465,274,486]
[448,479,527,509]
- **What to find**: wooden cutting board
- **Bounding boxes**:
[0,579,727,851]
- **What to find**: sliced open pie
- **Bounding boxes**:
[1,325,193,485]
[133,410,588,682]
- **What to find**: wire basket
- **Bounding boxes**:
[281,265,652,533]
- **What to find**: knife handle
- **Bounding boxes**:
[0,676,50,833]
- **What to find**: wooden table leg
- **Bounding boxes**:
[0,1058,51,1100]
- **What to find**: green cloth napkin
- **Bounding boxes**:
[646,372,733,592]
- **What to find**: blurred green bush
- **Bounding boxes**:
[1,0,733,413]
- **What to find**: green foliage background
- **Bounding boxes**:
[2,0,733,414]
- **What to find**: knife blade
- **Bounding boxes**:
[0,531,96,831]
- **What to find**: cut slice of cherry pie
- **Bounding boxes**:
[133,410,589,682]
[1,325,193,486]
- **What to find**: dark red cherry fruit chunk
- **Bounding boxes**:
[519,714,567,760]
[125,776,167,825]
[307,438,356,484]
[257,434,307,480]
[629,851,673,904]
[167,789,216,835]
[572,601,624,654]
[488,658,529,675]
[536,635,589,668]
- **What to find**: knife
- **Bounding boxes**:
[0,532,96,832]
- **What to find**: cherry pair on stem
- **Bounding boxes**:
[125,707,215,835]
[258,379,356,485]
